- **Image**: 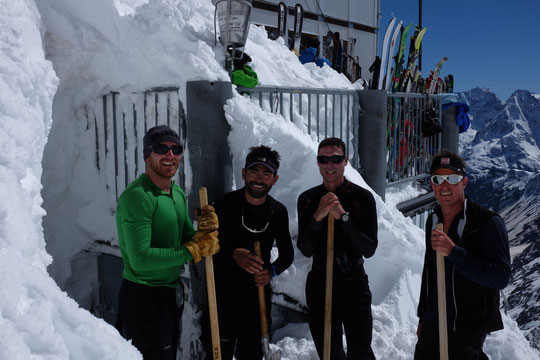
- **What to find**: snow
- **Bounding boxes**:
[0,0,538,359]
[0,0,140,358]
[510,243,532,262]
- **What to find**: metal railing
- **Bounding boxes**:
[84,87,186,201]
[237,85,361,168]
[386,92,442,187]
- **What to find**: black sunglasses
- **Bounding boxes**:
[317,155,345,164]
[151,144,183,155]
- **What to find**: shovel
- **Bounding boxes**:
[254,241,282,360]
[323,216,335,360]
[199,187,221,360]
[435,223,448,360]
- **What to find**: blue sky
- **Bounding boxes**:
[380,0,540,102]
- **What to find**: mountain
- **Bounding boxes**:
[461,87,540,349]
[506,240,540,349]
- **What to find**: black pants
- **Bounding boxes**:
[117,279,181,360]
[202,284,271,360]
[306,268,376,360]
[414,322,488,360]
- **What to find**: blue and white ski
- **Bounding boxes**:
[377,17,397,90]
[383,20,403,90]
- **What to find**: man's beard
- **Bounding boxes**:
[246,182,272,198]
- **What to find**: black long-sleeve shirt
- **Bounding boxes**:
[213,188,294,287]
[297,179,378,273]
[418,198,511,332]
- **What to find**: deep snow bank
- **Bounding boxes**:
[0,0,140,358]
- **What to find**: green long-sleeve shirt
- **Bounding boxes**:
[116,173,195,287]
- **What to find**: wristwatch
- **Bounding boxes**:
[340,212,350,223]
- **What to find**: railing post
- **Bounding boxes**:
[186,81,234,214]
[441,105,459,153]
[186,81,234,343]
[357,89,388,200]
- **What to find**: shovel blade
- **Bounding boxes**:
[262,337,281,360]
[263,348,281,360]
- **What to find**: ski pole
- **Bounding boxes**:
[199,187,221,360]
[254,241,282,360]
[435,223,448,360]
[323,216,335,360]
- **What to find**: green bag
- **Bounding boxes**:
[232,65,259,88]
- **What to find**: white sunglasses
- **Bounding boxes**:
[431,174,464,185]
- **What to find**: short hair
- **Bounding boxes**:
[430,149,467,175]
[244,145,281,173]
[318,137,346,154]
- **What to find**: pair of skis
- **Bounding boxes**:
[278,2,303,56]
[377,17,403,90]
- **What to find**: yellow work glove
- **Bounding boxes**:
[184,241,202,264]
[196,205,219,232]
[193,230,219,258]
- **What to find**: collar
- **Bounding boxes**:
[140,173,175,194]
[321,178,349,194]
[432,198,468,238]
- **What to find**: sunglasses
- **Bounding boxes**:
[241,205,271,234]
[317,155,345,164]
[151,144,183,155]
[431,174,464,185]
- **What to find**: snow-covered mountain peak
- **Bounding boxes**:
[463,87,540,350]
[464,87,505,130]
[466,87,540,173]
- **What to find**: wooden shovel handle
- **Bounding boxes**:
[435,223,448,360]
[199,187,221,360]
[323,216,335,360]
[254,241,269,338]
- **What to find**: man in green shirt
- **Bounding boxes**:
[116,125,219,359]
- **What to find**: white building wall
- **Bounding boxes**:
[250,0,380,83]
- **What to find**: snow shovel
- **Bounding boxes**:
[254,241,282,360]
[323,216,335,360]
[199,187,222,360]
[435,223,448,360]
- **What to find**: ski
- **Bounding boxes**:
[278,2,288,46]
[291,3,303,56]
[369,56,381,89]
[446,74,454,92]
[407,66,422,93]
[377,17,397,90]
[391,23,413,92]
[398,26,427,92]
[427,57,448,94]
[383,20,403,90]
[346,38,360,82]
